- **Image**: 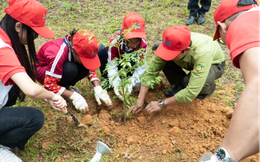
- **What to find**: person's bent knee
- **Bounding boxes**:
[27,108,45,132]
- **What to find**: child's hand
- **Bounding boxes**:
[94,86,112,106]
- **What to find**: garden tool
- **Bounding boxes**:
[90,141,111,162]
[61,108,81,125]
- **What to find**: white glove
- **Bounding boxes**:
[69,91,89,113]
[113,87,124,101]
[94,86,112,106]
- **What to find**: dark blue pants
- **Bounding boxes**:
[58,61,90,87]
[188,0,211,17]
[0,107,44,150]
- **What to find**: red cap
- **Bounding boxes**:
[73,30,101,70]
[155,26,191,61]
[122,12,146,40]
[4,0,55,39]
[213,0,259,40]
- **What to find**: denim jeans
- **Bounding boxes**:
[0,107,44,150]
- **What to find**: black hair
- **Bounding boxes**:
[237,0,257,7]
[0,14,38,101]
[181,41,192,53]
[69,28,79,46]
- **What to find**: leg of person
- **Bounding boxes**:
[186,0,199,25]
[240,136,259,160]
[163,61,187,97]
[97,44,109,79]
[219,48,259,161]
[0,107,44,161]
[197,0,211,24]
[183,61,225,99]
[58,61,80,87]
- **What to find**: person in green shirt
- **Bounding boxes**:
[130,25,225,115]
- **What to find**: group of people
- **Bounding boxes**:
[0,0,259,161]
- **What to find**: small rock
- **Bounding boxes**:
[226,109,233,118]
[81,115,93,125]
[42,142,50,149]
[162,149,167,155]
[137,116,146,125]
[168,127,182,137]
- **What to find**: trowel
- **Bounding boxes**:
[61,108,81,126]
[90,141,112,162]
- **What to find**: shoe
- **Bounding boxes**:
[196,82,216,100]
[164,83,185,97]
[0,145,22,162]
[197,14,205,25]
[186,16,196,25]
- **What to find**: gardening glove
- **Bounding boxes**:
[94,86,112,106]
[113,87,124,101]
[69,91,89,113]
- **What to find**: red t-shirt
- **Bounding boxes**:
[226,7,260,68]
[0,28,25,86]
[0,28,26,108]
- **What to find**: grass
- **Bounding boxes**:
[0,0,245,161]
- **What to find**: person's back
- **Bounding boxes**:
[200,0,260,162]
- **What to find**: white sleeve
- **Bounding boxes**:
[130,45,147,88]
[107,60,121,88]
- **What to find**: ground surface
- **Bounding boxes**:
[0,0,258,161]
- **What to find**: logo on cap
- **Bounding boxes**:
[43,14,46,22]
[91,52,97,57]
[163,40,171,46]
[135,25,141,29]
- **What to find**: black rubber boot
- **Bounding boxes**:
[164,83,185,97]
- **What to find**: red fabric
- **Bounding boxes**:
[87,70,98,81]
[108,33,147,61]
[226,10,260,68]
[36,38,69,84]
[0,28,26,86]
[43,75,62,94]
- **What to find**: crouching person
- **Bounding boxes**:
[130,26,225,115]
[36,29,112,113]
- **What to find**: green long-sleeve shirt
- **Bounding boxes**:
[142,32,225,103]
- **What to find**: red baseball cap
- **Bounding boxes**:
[155,26,191,61]
[4,0,55,39]
[73,30,101,70]
[122,12,146,40]
[213,0,258,40]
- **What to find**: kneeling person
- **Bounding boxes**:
[131,26,225,115]
[36,29,112,113]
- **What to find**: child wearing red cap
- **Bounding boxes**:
[0,0,67,161]
[130,26,225,115]
[98,12,147,100]
[200,0,259,162]
[36,29,112,113]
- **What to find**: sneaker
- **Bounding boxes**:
[0,145,22,162]
[197,14,205,24]
[186,16,196,25]
[164,83,185,97]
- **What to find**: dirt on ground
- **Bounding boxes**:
[39,82,259,162]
